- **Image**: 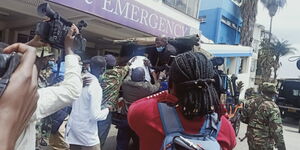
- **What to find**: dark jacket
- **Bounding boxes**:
[50,106,72,133]
[146,44,177,68]
[121,75,160,114]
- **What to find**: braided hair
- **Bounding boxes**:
[169,51,221,120]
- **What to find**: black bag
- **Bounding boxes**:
[0,53,21,96]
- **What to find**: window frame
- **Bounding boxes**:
[292,89,300,97]
[162,0,200,18]
[221,16,241,32]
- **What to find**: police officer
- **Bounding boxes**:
[241,82,286,150]
[244,88,258,100]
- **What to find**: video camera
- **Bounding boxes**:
[211,57,240,103]
[211,57,229,96]
[35,3,87,52]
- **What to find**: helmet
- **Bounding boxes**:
[261,82,278,94]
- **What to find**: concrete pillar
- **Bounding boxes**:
[235,57,241,74]
[228,57,237,75]
[3,29,10,43]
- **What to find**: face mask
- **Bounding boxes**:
[156,46,164,52]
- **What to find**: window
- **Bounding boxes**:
[164,0,175,6]
[221,16,240,32]
[292,90,300,96]
[162,0,200,18]
[186,0,198,17]
[239,57,249,74]
[175,0,187,12]
[199,16,206,23]
[239,58,243,74]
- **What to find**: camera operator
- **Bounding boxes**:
[0,24,83,150]
[0,43,39,150]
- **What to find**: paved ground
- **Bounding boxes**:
[103,125,118,150]
[235,117,300,150]
[41,117,300,149]
[103,117,300,150]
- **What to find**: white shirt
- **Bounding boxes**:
[129,56,152,82]
[14,55,83,150]
[66,73,109,146]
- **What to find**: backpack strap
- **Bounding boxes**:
[199,113,221,138]
[158,102,184,134]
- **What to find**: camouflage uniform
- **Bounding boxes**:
[241,83,286,150]
[38,67,53,88]
[36,63,54,149]
[101,65,129,111]
[36,47,55,149]
[35,117,53,149]
[245,88,259,100]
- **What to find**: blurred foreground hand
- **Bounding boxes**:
[0,43,39,150]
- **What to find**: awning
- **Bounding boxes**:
[200,44,253,57]
[200,35,214,44]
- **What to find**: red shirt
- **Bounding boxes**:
[128,91,236,150]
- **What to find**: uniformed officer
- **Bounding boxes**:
[241,82,286,150]
[36,47,55,88]
[35,46,55,149]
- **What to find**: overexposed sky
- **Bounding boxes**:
[256,0,300,79]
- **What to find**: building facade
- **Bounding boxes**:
[251,24,266,88]
[198,0,262,99]
[199,0,242,45]
[200,43,253,99]
[0,0,201,57]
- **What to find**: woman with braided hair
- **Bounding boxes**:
[168,52,221,120]
[128,51,236,150]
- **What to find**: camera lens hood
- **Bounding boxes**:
[37,3,55,18]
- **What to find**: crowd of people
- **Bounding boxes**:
[0,24,286,150]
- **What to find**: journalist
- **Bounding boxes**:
[1,24,83,150]
[0,43,39,150]
[66,56,109,150]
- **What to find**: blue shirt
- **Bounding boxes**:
[52,62,65,76]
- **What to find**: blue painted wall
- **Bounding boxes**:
[199,9,219,42]
[200,0,223,10]
[199,0,242,45]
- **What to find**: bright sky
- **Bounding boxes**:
[256,0,300,79]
